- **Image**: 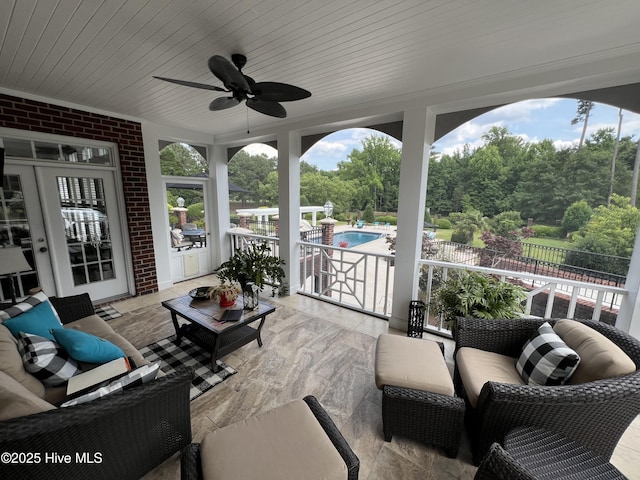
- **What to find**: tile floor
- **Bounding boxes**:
[106,274,640,479]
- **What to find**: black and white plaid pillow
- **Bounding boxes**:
[17,332,80,387]
[516,322,580,386]
[0,291,58,321]
[61,362,160,407]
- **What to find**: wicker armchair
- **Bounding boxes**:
[474,427,628,479]
[454,317,640,465]
[0,294,194,480]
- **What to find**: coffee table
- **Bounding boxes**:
[161,293,275,372]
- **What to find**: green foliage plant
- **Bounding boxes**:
[215,242,286,296]
[432,270,526,329]
[490,211,524,237]
[451,228,472,244]
[375,215,397,225]
[562,200,593,234]
[362,205,375,223]
[437,219,451,229]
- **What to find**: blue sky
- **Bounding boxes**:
[244,98,640,171]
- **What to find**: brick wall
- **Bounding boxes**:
[0,93,157,296]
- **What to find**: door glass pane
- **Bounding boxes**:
[0,175,38,301]
[57,176,114,286]
[167,184,206,250]
[2,137,113,165]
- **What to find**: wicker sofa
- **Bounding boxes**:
[453,317,640,465]
[0,293,193,480]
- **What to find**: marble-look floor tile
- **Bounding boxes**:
[112,289,638,480]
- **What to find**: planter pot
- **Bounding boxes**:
[219,292,236,308]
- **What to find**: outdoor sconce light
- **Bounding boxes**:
[323,200,334,218]
[177,197,185,208]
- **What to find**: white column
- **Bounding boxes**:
[389,106,435,330]
[209,145,231,268]
[141,122,172,291]
[616,224,640,339]
[311,211,317,226]
[277,131,301,294]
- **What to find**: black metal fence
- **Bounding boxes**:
[433,241,627,287]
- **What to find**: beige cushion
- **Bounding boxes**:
[456,347,524,408]
[375,334,454,396]
[63,314,148,368]
[554,319,636,384]
[0,370,55,420]
[200,399,348,480]
[0,324,45,398]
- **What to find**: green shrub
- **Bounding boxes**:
[530,225,564,238]
[437,219,451,229]
[451,228,472,244]
[363,205,375,223]
[375,215,397,225]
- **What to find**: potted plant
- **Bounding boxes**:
[209,283,241,307]
[215,242,286,309]
[431,270,526,331]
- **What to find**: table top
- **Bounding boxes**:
[181,229,205,236]
[161,294,275,334]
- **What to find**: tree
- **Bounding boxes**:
[571,100,594,150]
[228,150,277,203]
[160,143,208,176]
[466,145,508,216]
[449,209,488,245]
[337,134,400,210]
[362,204,375,223]
[562,200,592,234]
[566,194,640,275]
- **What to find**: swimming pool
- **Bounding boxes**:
[333,231,384,248]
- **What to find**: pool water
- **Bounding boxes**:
[333,231,384,248]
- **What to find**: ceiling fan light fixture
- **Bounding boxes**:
[154,53,311,118]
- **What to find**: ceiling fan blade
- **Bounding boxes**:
[153,76,227,92]
[251,82,311,102]
[209,97,240,111]
[246,98,287,118]
[208,55,251,93]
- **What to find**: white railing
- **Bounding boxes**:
[418,260,627,335]
[298,240,394,317]
[227,232,627,333]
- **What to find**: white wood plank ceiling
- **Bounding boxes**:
[1,0,639,138]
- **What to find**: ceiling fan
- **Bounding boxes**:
[153,54,311,118]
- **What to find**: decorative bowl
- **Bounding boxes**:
[188,287,212,300]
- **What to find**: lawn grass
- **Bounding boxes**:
[523,237,571,248]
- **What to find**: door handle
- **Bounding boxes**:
[39,247,48,253]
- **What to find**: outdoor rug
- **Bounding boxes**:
[94,305,122,321]
[139,336,237,401]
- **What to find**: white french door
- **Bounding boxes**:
[3,164,129,301]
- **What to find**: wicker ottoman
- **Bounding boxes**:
[375,334,465,457]
[180,396,359,480]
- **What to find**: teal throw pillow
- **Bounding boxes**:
[51,328,125,364]
[3,301,62,340]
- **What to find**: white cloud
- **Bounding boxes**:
[489,98,560,121]
[242,143,277,157]
[553,139,577,150]
[311,139,349,154]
